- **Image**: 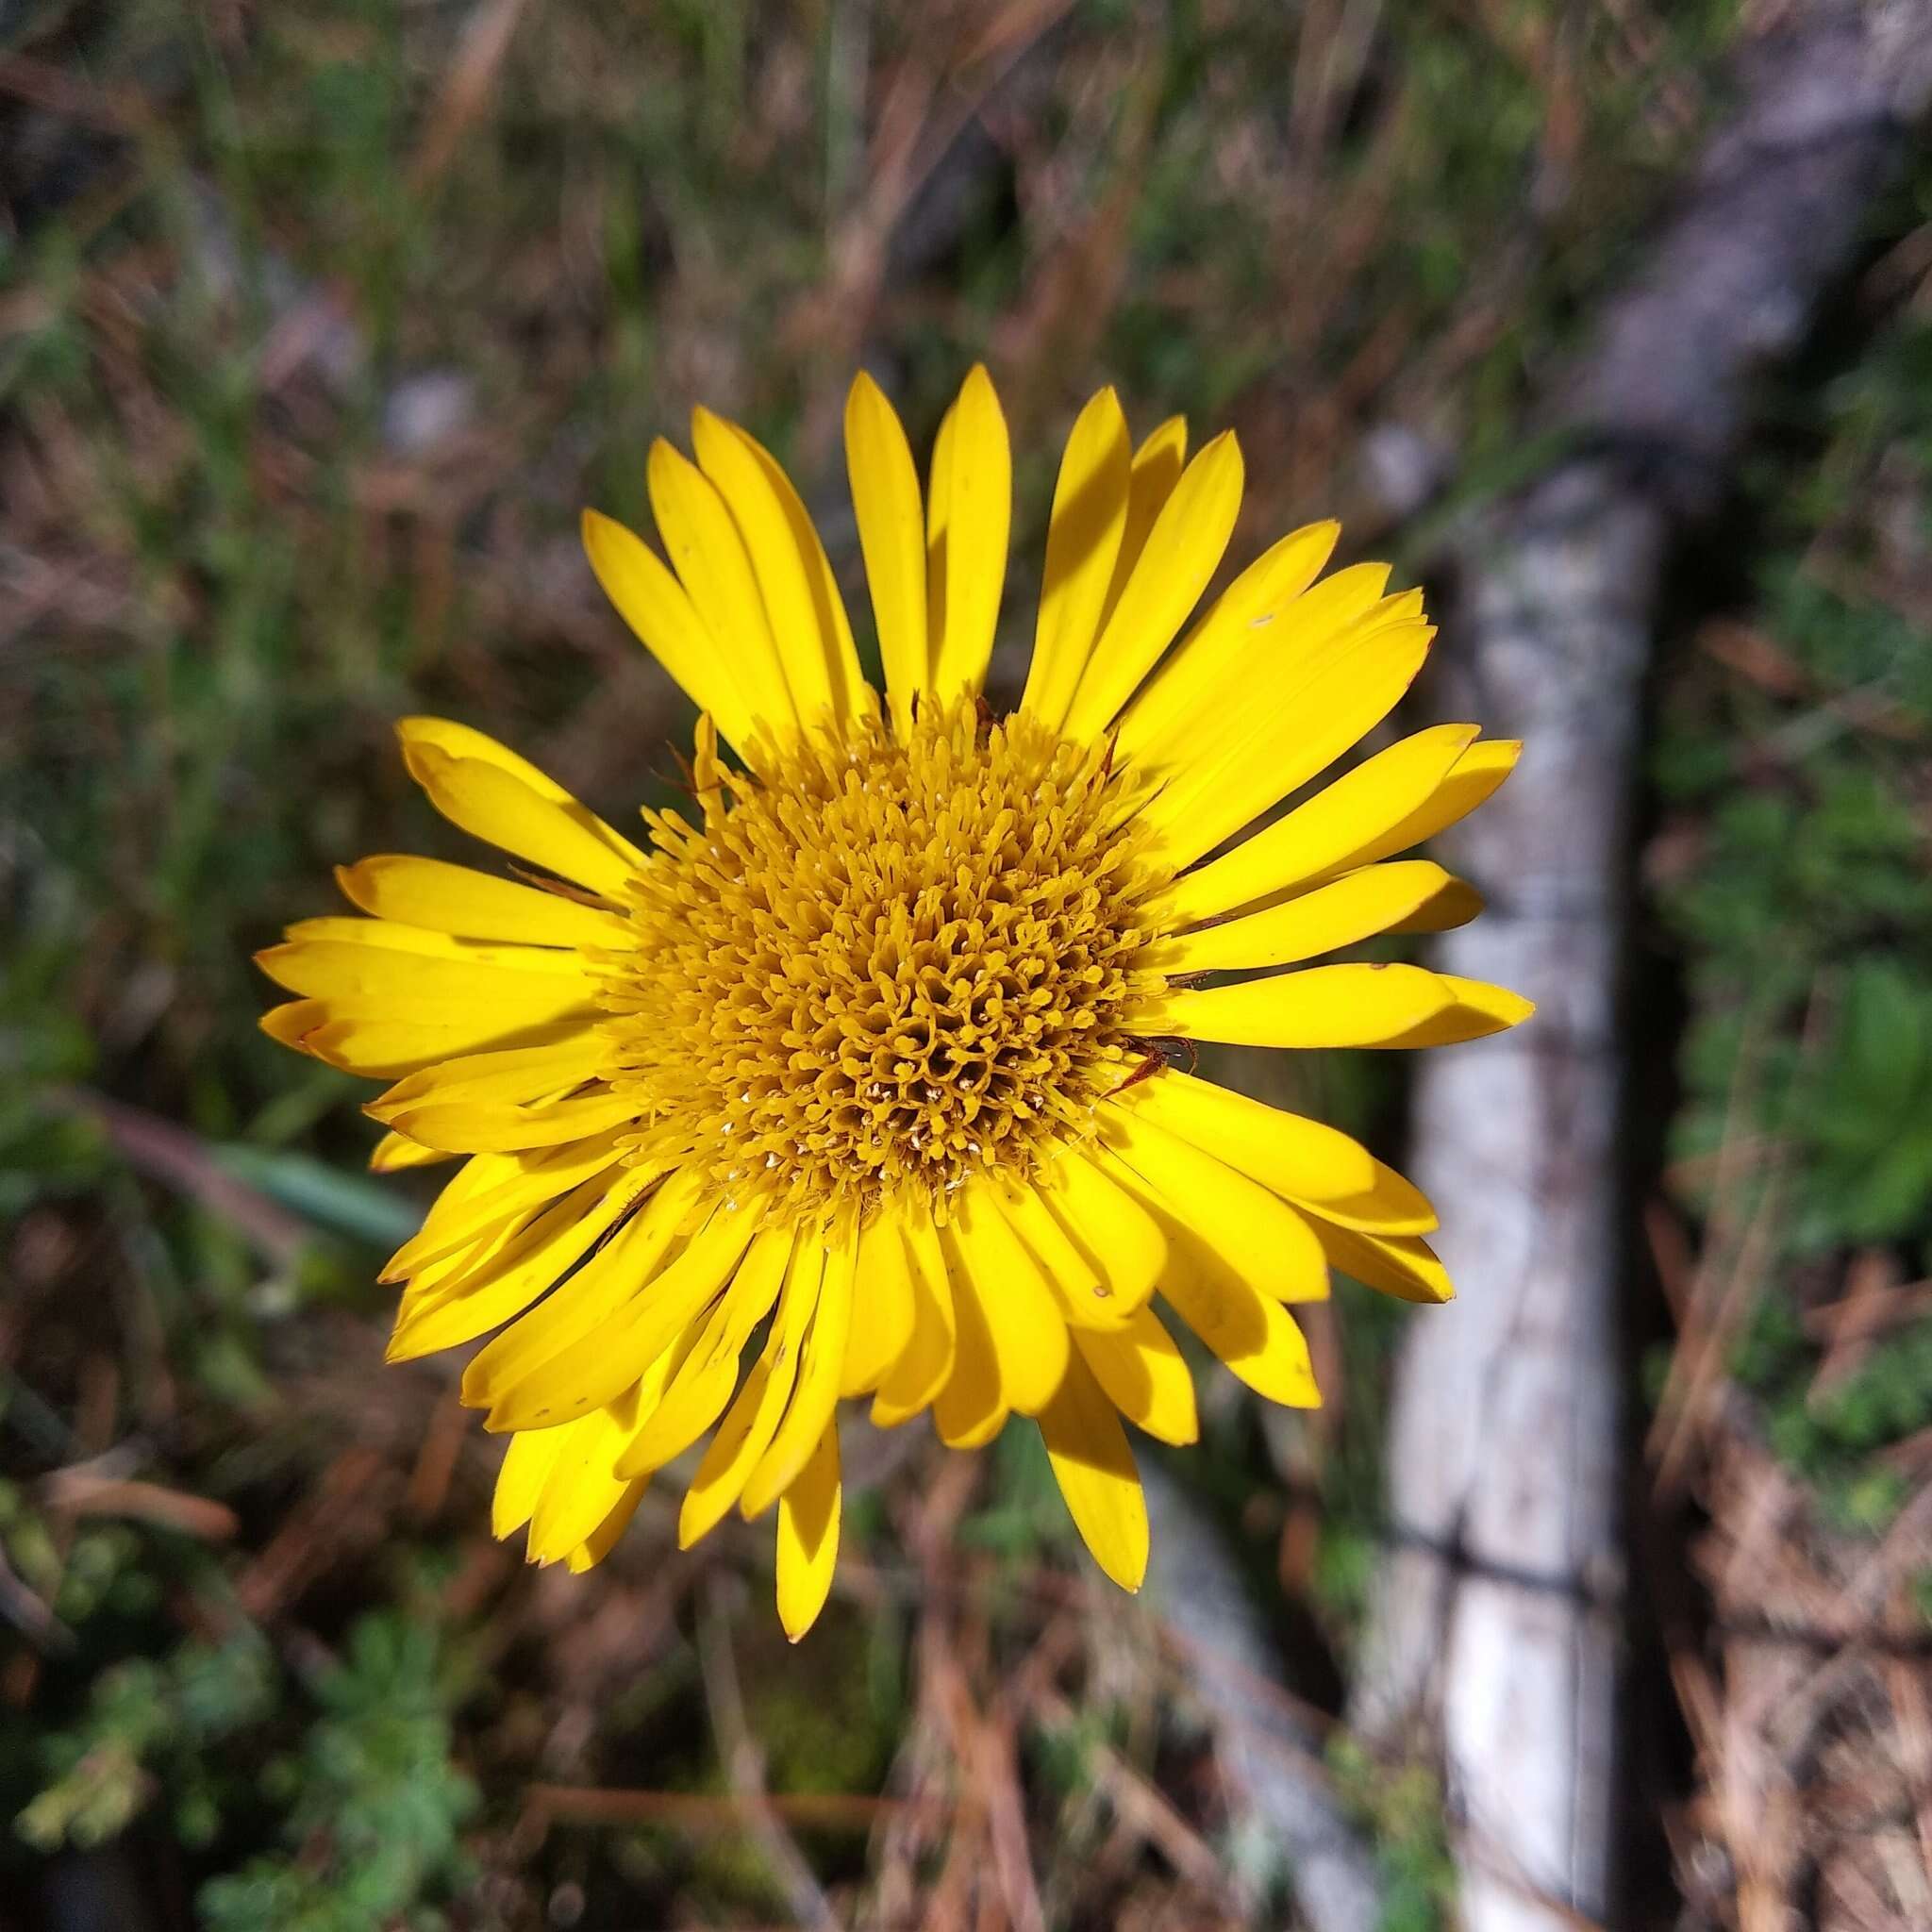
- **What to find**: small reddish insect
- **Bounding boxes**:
[1109,1036,1197,1095]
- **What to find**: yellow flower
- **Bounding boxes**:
[258,368,1531,1639]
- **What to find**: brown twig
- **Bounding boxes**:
[525,1783,932,1834]
[41,1474,239,1542]
[695,1581,839,1932]
[410,0,531,192]
[42,1087,310,1269]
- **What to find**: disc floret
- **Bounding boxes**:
[594,697,1166,1222]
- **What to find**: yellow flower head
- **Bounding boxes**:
[258,368,1531,1639]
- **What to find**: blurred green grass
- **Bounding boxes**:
[1650,272,1932,1530]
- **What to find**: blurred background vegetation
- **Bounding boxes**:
[4,1,1931,1926]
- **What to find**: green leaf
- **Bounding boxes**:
[215,1146,420,1248]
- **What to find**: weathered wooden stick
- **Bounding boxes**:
[1351,8,1932,1929]
[1144,1463,1384,1932]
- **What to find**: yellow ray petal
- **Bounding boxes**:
[401,1172,554,1293]
[691,408,845,728]
[382,1136,628,1281]
[392,717,592,808]
[992,1179,1139,1332]
[395,720,648,874]
[267,1002,593,1081]
[844,372,930,739]
[926,364,1010,702]
[1377,973,1536,1047]
[1389,877,1486,934]
[387,1166,649,1361]
[377,1087,624,1158]
[284,1012,579,1090]
[1401,967,1535,1039]
[369,1130,456,1173]
[1129,567,1407,776]
[529,1354,687,1564]
[255,997,325,1056]
[932,1224,1008,1449]
[647,437,802,732]
[841,1209,918,1398]
[775,1422,841,1642]
[277,918,595,974]
[871,1199,957,1425]
[264,917,593,974]
[393,1209,529,1316]
[337,855,629,950]
[1149,724,1478,928]
[1019,388,1131,731]
[1121,1071,1437,1234]
[1350,736,1523,866]
[491,1427,567,1540]
[950,1179,1069,1417]
[527,1394,647,1563]
[459,1166,698,1409]
[681,1239,823,1546]
[580,507,762,755]
[1038,1352,1146,1591]
[1113,520,1341,764]
[262,979,588,1074]
[368,1037,607,1121]
[1147,861,1476,974]
[615,1221,793,1479]
[1130,960,1479,1050]
[1091,1147,1322,1408]
[1035,1148,1167,1321]
[1100,1104,1328,1305]
[1062,429,1244,743]
[399,742,641,902]
[481,1199,759,1433]
[564,1480,649,1573]
[379,1149,546,1274]
[1074,1308,1198,1446]
[717,413,873,726]
[1156,1252,1321,1409]
[448,1166,691,1383]
[1141,619,1434,869]
[1305,1217,1456,1304]
[741,1214,858,1518]
[256,941,598,1030]
[379,1089,639,1157]
[1096,416,1188,635]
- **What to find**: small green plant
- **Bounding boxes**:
[1653,290,1932,1514]
[1720,1291,1932,1534]
[20,1636,275,1854]
[1326,1733,1457,1932]
[196,1614,479,1932]
[16,1607,478,1930]
[1791,960,1932,1250]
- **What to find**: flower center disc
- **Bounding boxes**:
[595,697,1163,1222]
